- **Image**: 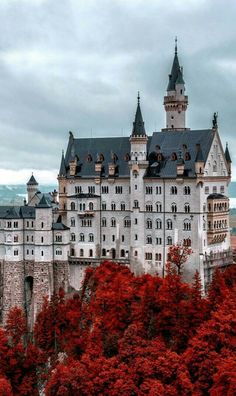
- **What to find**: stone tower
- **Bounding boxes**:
[27,174,38,205]
[129,93,149,274]
[163,39,189,131]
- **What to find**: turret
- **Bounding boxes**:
[130,92,148,162]
[195,143,204,175]
[225,142,232,176]
[163,39,189,131]
[27,174,38,205]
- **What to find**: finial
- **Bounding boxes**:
[226,142,228,148]
[62,149,64,156]
[137,91,140,105]
[175,36,178,55]
[212,112,218,129]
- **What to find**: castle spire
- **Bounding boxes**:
[131,92,146,137]
[59,150,66,177]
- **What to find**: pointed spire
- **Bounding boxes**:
[59,150,66,176]
[131,93,146,137]
[27,173,38,186]
[225,142,232,163]
[167,38,182,91]
[37,194,51,208]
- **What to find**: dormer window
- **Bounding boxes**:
[185,152,191,161]
[87,154,93,162]
[171,152,177,161]
[99,154,104,162]
[157,153,163,161]
[124,153,130,161]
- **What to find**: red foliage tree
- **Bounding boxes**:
[167,244,192,275]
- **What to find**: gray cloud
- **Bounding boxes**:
[0,0,236,181]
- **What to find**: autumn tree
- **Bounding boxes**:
[167,243,192,275]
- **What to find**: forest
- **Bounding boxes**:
[0,249,235,395]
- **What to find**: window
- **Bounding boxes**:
[213,186,217,193]
[115,186,123,194]
[146,186,153,194]
[156,238,162,245]
[156,186,162,194]
[111,218,116,227]
[31,235,34,242]
[171,186,177,194]
[145,252,152,260]
[71,202,76,211]
[166,219,172,230]
[146,236,152,244]
[184,186,191,195]
[7,222,11,228]
[89,249,93,257]
[56,250,62,256]
[71,233,76,242]
[167,236,172,245]
[55,234,62,242]
[79,233,84,242]
[183,238,191,246]
[184,203,190,213]
[156,202,162,212]
[14,250,18,256]
[124,217,131,228]
[134,250,138,257]
[120,202,126,211]
[121,235,125,242]
[88,186,95,194]
[146,203,153,212]
[14,235,18,243]
[213,161,217,172]
[146,219,152,229]
[156,219,162,229]
[71,218,75,227]
[112,235,115,242]
[102,202,106,211]
[102,249,106,256]
[89,202,94,211]
[41,251,44,257]
[32,250,34,255]
[220,186,225,194]
[135,218,138,225]
[75,186,82,194]
[120,249,125,257]
[13,221,18,228]
[134,200,139,208]
[135,185,137,190]
[102,186,109,194]
[205,186,209,194]
[26,235,29,242]
[26,249,29,255]
[80,249,84,257]
[155,253,162,261]
[171,203,177,213]
[79,203,86,211]
[103,234,106,241]
[183,220,191,231]
[102,218,107,227]
[111,202,116,211]
[135,234,138,240]
[26,221,29,228]
[41,222,44,228]
[81,219,92,227]
[41,237,44,243]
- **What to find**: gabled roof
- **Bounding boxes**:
[0,206,35,219]
[27,174,38,186]
[195,144,204,162]
[59,151,66,176]
[36,194,51,208]
[131,94,146,137]
[52,215,69,230]
[4,207,20,219]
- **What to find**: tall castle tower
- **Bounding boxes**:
[163,39,189,131]
[27,174,38,205]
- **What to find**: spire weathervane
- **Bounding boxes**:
[137,91,140,105]
[175,36,178,55]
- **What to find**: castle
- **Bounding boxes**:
[0,43,233,326]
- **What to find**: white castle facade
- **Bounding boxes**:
[0,44,233,325]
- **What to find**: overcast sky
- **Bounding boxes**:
[0,0,236,184]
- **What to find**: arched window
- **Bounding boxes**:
[171,203,177,213]
[55,233,62,242]
[183,219,191,231]
[146,235,152,244]
[80,249,84,257]
[120,202,126,211]
[79,233,84,242]
[134,200,139,208]
[102,202,106,210]
[89,233,94,242]
[89,202,94,211]
[146,219,152,229]
[71,233,76,242]
[70,217,75,227]
[71,202,76,211]
[184,186,191,195]
[111,218,116,227]
[167,236,173,245]
[166,219,172,230]
[156,202,162,212]
[111,202,116,211]
[120,249,125,258]
[156,219,162,229]
[171,152,177,161]
[146,203,153,212]
[102,249,106,256]
[102,217,107,227]
[89,249,93,257]
[155,253,162,261]
[55,249,62,256]
[184,203,190,213]
[183,238,191,246]
[171,186,177,194]
[124,217,131,228]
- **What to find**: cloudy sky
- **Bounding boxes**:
[0,0,236,184]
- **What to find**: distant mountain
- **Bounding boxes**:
[0,185,57,205]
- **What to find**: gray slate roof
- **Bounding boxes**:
[36,194,51,208]
[62,129,214,179]
[132,98,146,137]
[27,174,38,185]
[0,206,35,219]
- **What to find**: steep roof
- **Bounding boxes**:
[52,215,69,230]
[59,151,66,176]
[27,174,38,186]
[62,129,214,179]
[36,194,51,208]
[167,41,184,91]
[0,206,35,219]
[195,144,204,162]
[225,143,232,163]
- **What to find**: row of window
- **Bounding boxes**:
[145,186,191,195]
[205,186,225,194]
[146,219,191,230]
